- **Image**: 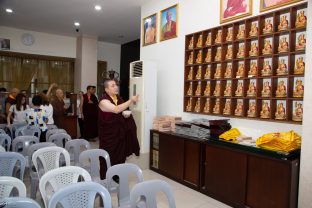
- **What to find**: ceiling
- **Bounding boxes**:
[0,0,151,44]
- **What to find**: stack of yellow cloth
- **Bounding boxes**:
[219,128,241,141]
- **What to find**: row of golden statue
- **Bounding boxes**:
[186,97,303,121]
[188,10,307,49]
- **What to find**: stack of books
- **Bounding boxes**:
[153,116,182,132]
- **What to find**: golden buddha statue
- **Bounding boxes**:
[276,59,288,75]
[223,100,231,115]
[215,48,222,62]
[194,98,201,113]
[261,81,271,97]
[249,42,258,57]
[262,40,272,55]
[225,47,233,60]
[204,82,211,96]
[188,36,194,49]
[296,34,306,51]
[195,82,202,96]
[249,22,258,37]
[276,80,287,97]
[261,61,272,76]
[247,81,257,97]
[275,102,286,120]
[204,66,211,79]
[237,44,245,58]
[234,100,244,116]
[263,19,273,34]
[294,57,305,74]
[213,82,221,96]
[248,61,257,77]
[278,15,289,31]
[293,102,303,121]
[237,25,245,40]
[205,50,211,63]
[224,82,232,97]
[215,30,222,44]
[214,65,222,79]
[187,51,194,65]
[226,28,233,42]
[235,82,243,96]
[187,67,193,80]
[278,37,289,53]
[247,101,256,117]
[187,83,193,96]
[295,10,307,28]
[224,64,232,78]
[236,63,245,78]
[293,79,304,98]
[203,98,210,113]
[186,98,192,112]
[196,66,202,80]
[196,34,203,48]
[213,100,220,114]
[196,50,203,64]
[260,101,271,119]
[206,33,212,46]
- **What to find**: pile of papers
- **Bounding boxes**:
[175,121,210,139]
[153,116,182,132]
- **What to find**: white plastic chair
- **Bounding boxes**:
[0,176,26,198]
[65,139,90,165]
[39,166,92,208]
[47,124,58,130]
[48,133,71,148]
[0,152,26,180]
[27,142,56,199]
[32,146,70,179]
[12,136,39,157]
[106,163,144,206]
[0,134,11,151]
[46,129,66,141]
[0,197,41,208]
[0,129,6,135]
[15,126,41,138]
[0,146,5,152]
[130,180,176,208]
[10,122,27,138]
[48,182,112,208]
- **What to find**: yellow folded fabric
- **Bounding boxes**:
[219,128,241,141]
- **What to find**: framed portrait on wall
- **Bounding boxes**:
[0,38,10,50]
[142,13,157,46]
[220,0,252,23]
[260,0,302,12]
[160,4,178,41]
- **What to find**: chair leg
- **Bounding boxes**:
[31,177,38,199]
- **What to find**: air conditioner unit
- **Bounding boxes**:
[129,60,157,155]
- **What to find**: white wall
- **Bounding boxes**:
[0,26,76,57]
[98,41,121,74]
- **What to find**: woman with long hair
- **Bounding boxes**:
[7,93,29,126]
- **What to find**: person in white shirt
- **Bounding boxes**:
[7,93,29,126]
[40,93,54,125]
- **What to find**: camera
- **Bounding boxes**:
[76,28,79,32]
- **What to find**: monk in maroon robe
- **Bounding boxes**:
[98,79,140,178]
[81,86,98,140]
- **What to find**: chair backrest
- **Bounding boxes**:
[47,124,58,130]
[0,197,41,208]
[130,180,176,208]
[0,152,26,180]
[46,129,66,141]
[0,129,6,135]
[79,149,111,181]
[48,133,71,148]
[10,123,27,137]
[32,146,70,178]
[65,139,90,165]
[48,182,112,208]
[15,126,41,138]
[27,142,56,176]
[39,166,92,208]
[12,136,39,156]
[0,146,5,152]
[0,176,26,198]
[106,163,144,206]
[0,134,11,151]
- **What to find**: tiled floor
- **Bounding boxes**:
[23,140,231,208]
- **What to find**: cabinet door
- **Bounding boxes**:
[204,145,247,206]
[183,140,200,187]
[246,156,296,208]
[159,134,184,180]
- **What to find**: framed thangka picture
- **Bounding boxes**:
[160,4,178,41]
[220,0,252,23]
[260,0,302,12]
[142,13,157,46]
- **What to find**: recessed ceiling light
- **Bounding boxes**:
[6,8,13,13]
[95,5,102,11]
[74,22,80,27]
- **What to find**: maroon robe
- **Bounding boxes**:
[99,93,140,178]
[83,93,98,139]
